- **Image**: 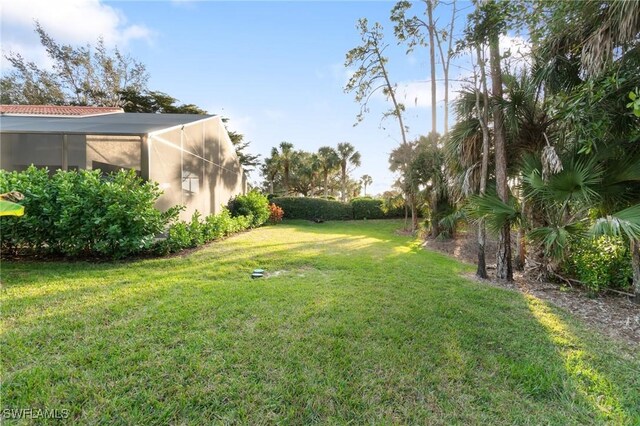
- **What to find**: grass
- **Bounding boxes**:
[1,219,639,425]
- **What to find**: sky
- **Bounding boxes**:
[0,0,495,195]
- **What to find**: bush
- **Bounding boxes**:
[227,191,270,228]
[0,167,170,259]
[154,208,253,255]
[268,203,284,224]
[271,197,352,221]
[565,235,632,294]
[351,197,385,220]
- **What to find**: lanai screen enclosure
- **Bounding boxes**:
[0,111,247,219]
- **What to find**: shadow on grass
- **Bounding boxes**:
[2,220,639,423]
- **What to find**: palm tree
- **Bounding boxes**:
[361,174,373,196]
[336,142,361,202]
[317,146,339,199]
[276,141,295,195]
[389,141,419,231]
[289,151,320,197]
[262,150,280,195]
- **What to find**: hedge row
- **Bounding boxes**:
[271,197,404,221]
[0,167,168,258]
[0,168,271,259]
[154,191,271,255]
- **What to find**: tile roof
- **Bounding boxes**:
[0,105,124,117]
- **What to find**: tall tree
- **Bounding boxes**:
[474,45,491,279]
[426,0,437,136]
[317,146,340,199]
[3,22,148,107]
[391,0,458,134]
[361,174,373,196]
[262,151,280,195]
[345,18,409,148]
[473,0,513,282]
[336,143,362,202]
[389,141,420,231]
[275,142,295,195]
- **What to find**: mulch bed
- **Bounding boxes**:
[422,230,640,347]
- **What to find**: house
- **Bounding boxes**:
[0,105,247,220]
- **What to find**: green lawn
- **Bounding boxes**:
[2,220,639,424]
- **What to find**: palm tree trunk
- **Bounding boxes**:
[632,239,640,303]
[476,221,488,278]
[430,193,439,238]
[489,30,513,282]
[514,193,526,271]
[284,165,290,195]
[427,0,437,136]
[475,44,490,279]
[341,165,346,202]
[324,173,328,199]
[411,200,418,232]
[404,202,409,230]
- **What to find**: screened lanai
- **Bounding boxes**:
[0,112,247,219]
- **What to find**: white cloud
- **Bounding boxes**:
[1,0,152,68]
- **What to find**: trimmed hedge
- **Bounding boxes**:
[351,197,386,220]
[272,196,403,221]
[0,167,170,259]
[272,197,353,220]
[153,208,254,255]
[0,166,268,259]
[227,191,270,227]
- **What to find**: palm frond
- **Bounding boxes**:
[529,222,585,260]
[591,204,640,242]
[466,191,520,235]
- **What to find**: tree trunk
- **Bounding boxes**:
[475,44,490,279]
[411,200,418,232]
[341,165,346,202]
[430,192,439,238]
[632,239,640,303]
[324,173,328,199]
[514,192,526,271]
[489,30,513,282]
[284,164,290,195]
[476,221,488,278]
[427,0,437,136]
[269,180,274,195]
[404,202,409,230]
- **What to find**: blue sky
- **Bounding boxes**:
[1,0,486,194]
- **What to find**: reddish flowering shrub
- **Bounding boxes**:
[268,203,284,224]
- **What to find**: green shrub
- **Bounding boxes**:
[351,197,385,220]
[565,235,632,294]
[227,191,269,227]
[0,167,169,258]
[155,207,253,255]
[271,197,352,220]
